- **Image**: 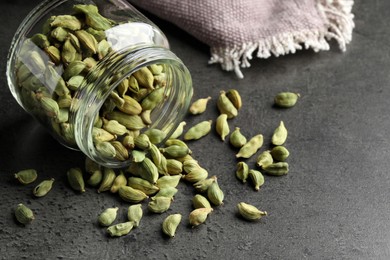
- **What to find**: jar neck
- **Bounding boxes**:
[69,45,192,168]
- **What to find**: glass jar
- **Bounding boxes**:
[6,0,193,168]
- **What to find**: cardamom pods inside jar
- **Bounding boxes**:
[7,0,193,168]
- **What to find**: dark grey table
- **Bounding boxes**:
[1,1,389,259]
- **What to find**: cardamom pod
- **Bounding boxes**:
[216,114,230,141]
[128,204,143,227]
[160,145,191,159]
[50,15,82,31]
[14,169,38,185]
[148,143,162,166]
[133,67,154,90]
[97,167,116,193]
[131,150,146,163]
[74,30,98,54]
[110,172,127,193]
[73,4,114,31]
[92,127,116,143]
[144,129,167,144]
[170,121,186,139]
[50,27,68,42]
[128,75,139,93]
[156,175,182,189]
[237,202,267,221]
[183,120,212,141]
[193,176,217,193]
[111,141,129,161]
[236,134,263,159]
[107,221,134,237]
[98,207,118,226]
[192,194,212,209]
[67,167,85,192]
[118,95,142,115]
[162,214,182,238]
[229,127,247,148]
[271,121,288,146]
[183,167,208,183]
[85,27,106,42]
[140,158,159,184]
[122,135,135,150]
[96,141,117,159]
[97,39,112,60]
[189,96,211,115]
[140,109,152,125]
[207,181,224,206]
[256,150,273,168]
[274,92,300,108]
[263,162,289,176]
[217,90,238,119]
[45,46,61,64]
[118,186,148,203]
[134,133,151,150]
[151,187,178,200]
[87,170,103,187]
[148,196,172,213]
[236,161,249,183]
[127,177,160,196]
[164,138,188,148]
[15,204,35,225]
[141,87,165,110]
[33,178,55,197]
[189,208,213,227]
[249,169,265,191]
[183,159,201,174]
[166,159,183,175]
[226,89,242,109]
[40,96,59,118]
[148,64,164,75]
[103,120,127,136]
[106,111,146,130]
[270,145,290,162]
[67,75,84,91]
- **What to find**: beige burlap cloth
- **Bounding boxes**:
[128,0,354,78]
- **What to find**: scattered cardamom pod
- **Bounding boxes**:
[162,213,182,238]
[127,204,143,227]
[87,170,103,187]
[237,202,267,221]
[166,159,183,175]
[274,92,300,108]
[236,134,264,159]
[110,172,127,193]
[183,120,212,141]
[189,208,213,227]
[192,194,212,209]
[271,121,288,146]
[256,150,273,168]
[133,67,154,90]
[33,178,55,197]
[15,203,35,225]
[229,127,247,148]
[193,176,217,193]
[182,167,208,183]
[97,167,116,193]
[140,157,159,184]
[207,181,224,206]
[216,114,230,141]
[160,145,191,159]
[98,207,118,226]
[217,90,238,118]
[263,162,289,176]
[118,186,148,203]
[107,221,134,237]
[236,162,249,183]
[151,187,178,200]
[189,96,211,115]
[148,196,172,213]
[67,167,85,193]
[144,129,167,144]
[127,177,160,196]
[270,146,290,162]
[170,121,186,139]
[96,142,117,159]
[14,169,38,185]
[249,169,265,191]
[226,89,242,110]
[131,150,146,163]
[156,175,182,189]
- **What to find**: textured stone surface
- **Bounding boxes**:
[1,0,390,259]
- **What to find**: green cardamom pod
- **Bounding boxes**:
[14,169,38,185]
[140,158,159,184]
[63,61,86,80]
[274,92,300,108]
[50,15,82,30]
[237,202,267,221]
[193,176,217,193]
[128,204,143,228]
[122,135,135,150]
[45,46,61,65]
[207,181,224,206]
[111,141,129,161]
[216,114,230,141]
[67,75,84,91]
[133,67,155,90]
[189,208,213,227]
[117,78,129,97]
[226,89,242,110]
[170,121,186,139]
[148,143,162,166]
[50,27,68,42]
[67,167,85,193]
[131,150,146,163]
[249,169,265,191]
[162,213,182,238]
[96,141,117,159]
[236,162,249,183]
[229,127,247,148]
[97,39,112,60]
[141,87,165,111]
[92,127,116,143]
[151,187,178,200]
[236,134,263,159]
[189,96,211,115]
[15,204,35,225]
[271,121,288,146]
[97,167,116,193]
[183,120,212,141]
[140,109,152,125]
[68,33,81,52]
[183,159,201,174]
[85,27,106,42]
[183,167,208,183]
[160,145,191,159]
[217,90,238,119]
[87,170,103,187]
[110,172,127,193]
[118,95,142,115]
[270,146,290,162]
[148,64,164,75]
[144,129,167,144]
[61,38,78,64]
[256,150,273,168]
[85,157,100,173]
[148,196,172,213]
[33,178,55,197]
[156,175,182,189]
[157,154,169,175]
[164,138,188,148]
[74,30,98,54]
[102,120,127,136]
[98,207,118,226]
[134,133,151,150]
[118,186,148,203]
[40,96,60,118]
[107,221,134,237]
[127,177,159,196]
[128,75,140,93]
[83,57,97,71]
[106,111,146,131]
[166,159,183,175]
[263,162,289,176]
[73,4,115,31]
[192,194,212,209]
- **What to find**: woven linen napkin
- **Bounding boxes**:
[128,0,354,78]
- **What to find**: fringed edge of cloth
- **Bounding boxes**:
[208,0,355,79]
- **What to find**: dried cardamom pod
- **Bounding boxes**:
[166,159,183,175]
[14,169,38,185]
[193,176,217,193]
[270,146,290,162]
[122,135,135,150]
[249,169,265,191]
[50,27,68,42]
[140,109,152,125]
[256,150,273,168]
[229,127,247,148]
[102,120,127,136]
[141,87,165,110]
[148,196,172,213]
[156,175,182,189]
[263,162,289,176]
[207,181,224,206]
[128,204,143,227]
[50,15,82,31]
[107,221,134,237]
[73,4,114,31]
[133,67,154,90]
[96,141,116,159]
[98,207,118,226]
[106,111,146,130]
[92,127,116,143]
[40,96,59,118]
[67,168,85,193]
[118,186,148,203]
[237,202,267,221]
[97,39,112,60]
[61,38,78,64]
[67,75,84,91]
[170,121,186,139]
[162,214,182,238]
[271,121,288,146]
[131,150,146,163]
[274,92,300,108]
[140,158,159,184]
[128,75,139,93]
[144,129,167,144]
[110,172,127,193]
[127,177,160,196]
[216,114,230,141]
[160,145,191,159]
[183,167,208,183]
[183,159,201,174]
[189,208,213,227]
[236,134,263,159]
[148,64,164,75]
[236,161,249,183]
[74,30,98,54]
[111,141,129,161]
[134,134,151,150]
[148,143,162,166]
[45,46,61,64]
[226,89,242,109]
[192,194,212,209]
[87,170,103,187]
[118,95,142,115]
[183,120,212,141]
[217,90,238,118]
[97,167,116,193]
[33,178,55,197]
[189,96,211,115]
[15,204,35,225]
[151,187,178,200]
[157,154,169,176]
